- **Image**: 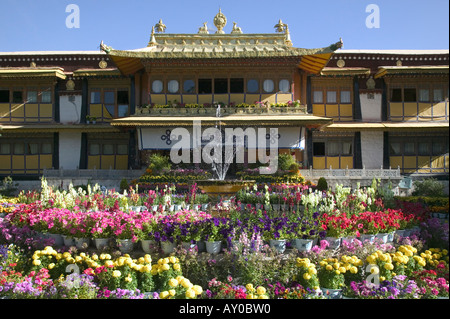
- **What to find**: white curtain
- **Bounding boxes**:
[168,80,179,93]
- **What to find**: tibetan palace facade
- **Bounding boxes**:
[0,11,448,183]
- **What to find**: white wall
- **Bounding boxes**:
[60,95,82,124]
[59,132,82,169]
[361,131,384,169]
[360,92,382,122]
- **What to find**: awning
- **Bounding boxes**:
[320,67,371,76]
[374,65,449,79]
[323,121,449,132]
[72,68,122,77]
[0,67,67,79]
[0,124,120,133]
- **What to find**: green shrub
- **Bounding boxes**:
[412,178,445,197]
[316,177,328,191]
[148,153,172,174]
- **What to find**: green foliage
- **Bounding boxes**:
[316,177,328,191]
[412,178,445,197]
[0,176,18,197]
[120,179,129,192]
[278,153,299,171]
[148,153,172,173]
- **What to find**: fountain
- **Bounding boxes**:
[195,103,255,208]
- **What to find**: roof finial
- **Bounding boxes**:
[148,26,158,46]
[214,8,227,34]
[274,19,286,33]
[155,19,166,33]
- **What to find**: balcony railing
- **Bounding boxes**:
[135,106,308,117]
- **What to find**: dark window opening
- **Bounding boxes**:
[117,91,129,104]
[313,142,325,156]
[214,78,228,94]
[404,88,417,102]
[391,88,402,102]
[0,90,9,103]
[230,78,244,93]
[198,79,212,94]
[12,91,23,103]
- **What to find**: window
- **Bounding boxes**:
[0,90,9,103]
[341,141,353,156]
[104,91,115,117]
[340,90,351,104]
[419,89,430,102]
[12,91,23,103]
[167,80,179,93]
[183,80,195,93]
[152,80,163,93]
[391,88,402,102]
[389,142,401,156]
[214,78,228,94]
[230,78,244,93]
[91,91,101,103]
[433,88,443,102]
[263,80,274,93]
[89,144,100,156]
[313,142,325,156]
[27,91,38,103]
[27,143,39,155]
[432,141,444,156]
[404,88,417,102]
[313,91,323,103]
[404,142,415,155]
[198,79,212,94]
[247,79,259,93]
[0,144,10,155]
[278,79,290,93]
[327,141,340,156]
[418,141,430,156]
[117,90,129,117]
[41,90,52,103]
[326,91,337,104]
[13,143,24,155]
[103,144,114,155]
[41,143,52,154]
[117,144,128,155]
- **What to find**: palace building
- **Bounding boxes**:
[0,10,448,187]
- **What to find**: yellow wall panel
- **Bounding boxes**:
[25,155,39,169]
[12,156,25,170]
[431,156,446,168]
[149,94,166,105]
[245,94,261,104]
[325,105,339,117]
[418,103,432,118]
[313,157,325,169]
[182,95,198,104]
[403,156,417,169]
[101,155,115,169]
[404,102,418,118]
[275,93,292,104]
[198,95,213,105]
[166,94,182,104]
[102,105,113,120]
[39,104,53,117]
[432,102,448,119]
[40,155,53,169]
[390,156,403,170]
[313,104,325,117]
[115,155,128,170]
[340,104,353,117]
[417,156,430,169]
[446,155,449,169]
[0,104,10,119]
[213,94,229,104]
[326,157,340,169]
[229,94,244,105]
[0,156,11,169]
[25,104,39,117]
[389,102,403,117]
[340,156,354,169]
[10,104,24,118]
[87,156,100,169]
[89,104,103,119]
[260,94,276,104]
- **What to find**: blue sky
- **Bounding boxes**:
[0,0,448,52]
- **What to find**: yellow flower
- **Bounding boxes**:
[173,263,181,271]
[144,254,152,264]
[246,283,255,292]
[338,267,346,274]
[256,286,266,295]
[308,267,317,275]
[161,263,170,271]
[384,263,394,271]
[335,270,341,275]
[169,278,179,288]
[48,263,55,270]
[181,278,193,289]
[350,266,358,274]
[160,291,169,299]
[32,259,41,266]
[326,265,333,271]
[258,294,269,299]
[193,285,203,295]
[303,273,311,280]
[169,256,177,264]
[186,289,196,299]
[112,270,121,278]
[246,293,256,299]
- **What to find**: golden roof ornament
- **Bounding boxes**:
[284,24,292,46]
[231,22,243,34]
[154,19,166,33]
[198,22,209,34]
[274,19,286,33]
[214,8,227,34]
[148,26,158,46]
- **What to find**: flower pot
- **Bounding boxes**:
[387,231,395,242]
[291,238,313,252]
[375,233,389,244]
[48,233,64,247]
[117,239,134,253]
[62,235,76,247]
[74,237,90,249]
[201,203,209,211]
[206,241,222,255]
[161,241,175,255]
[255,203,263,210]
[152,205,158,212]
[341,236,355,245]
[174,204,182,212]
[141,239,158,254]
[94,238,111,250]
[196,240,206,253]
[272,204,281,211]
[269,239,287,253]
[321,288,343,299]
[264,204,272,211]
[360,234,375,243]
[325,237,341,249]
[168,205,175,212]
[395,229,406,239]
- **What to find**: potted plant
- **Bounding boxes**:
[203,217,227,254]
[317,258,346,299]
